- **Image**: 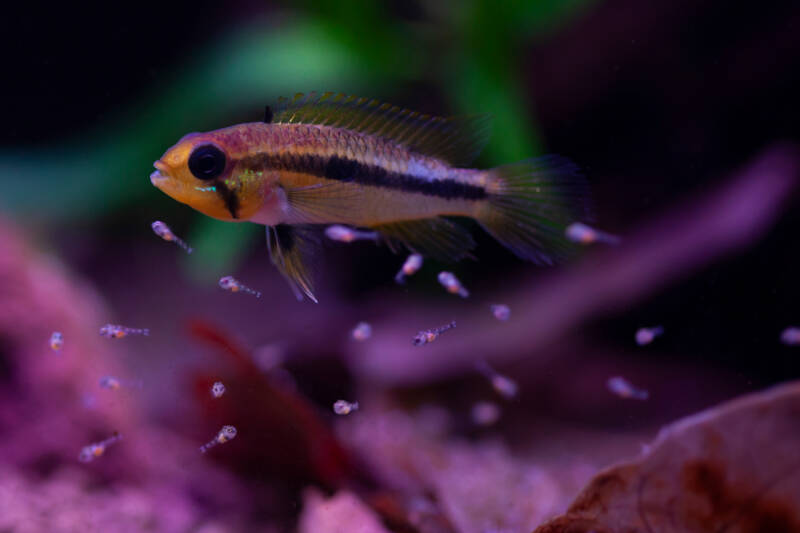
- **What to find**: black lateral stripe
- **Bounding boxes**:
[215,182,240,219]
[242,153,487,200]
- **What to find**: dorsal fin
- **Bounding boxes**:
[270,92,492,167]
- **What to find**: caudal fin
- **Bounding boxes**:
[476,155,593,265]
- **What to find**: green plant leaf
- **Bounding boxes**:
[182,216,261,283]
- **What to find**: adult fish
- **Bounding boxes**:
[150,92,591,301]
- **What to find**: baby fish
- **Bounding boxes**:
[490,304,511,321]
[324,224,378,243]
[780,327,800,345]
[210,381,226,398]
[412,320,456,346]
[200,425,238,453]
[99,324,149,339]
[394,253,423,284]
[565,222,620,246]
[491,375,518,399]
[99,375,121,390]
[252,343,286,372]
[333,399,359,415]
[49,331,63,351]
[607,376,649,400]
[79,431,122,463]
[150,92,592,302]
[437,271,469,298]
[471,401,501,426]
[99,375,142,391]
[218,275,261,298]
[351,322,372,341]
[475,361,518,399]
[151,220,193,254]
[635,325,664,346]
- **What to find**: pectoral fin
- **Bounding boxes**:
[266,224,320,303]
[284,181,364,225]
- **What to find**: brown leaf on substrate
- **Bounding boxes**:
[534,381,800,533]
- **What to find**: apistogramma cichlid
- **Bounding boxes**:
[150,92,592,302]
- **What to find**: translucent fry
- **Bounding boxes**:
[607,376,649,400]
[210,381,226,398]
[635,325,664,346]
[99,324,149,339]
[324,224,378,243]
[218,276,261,298]
[780,326,800,346]
[476,361,518,399]
[412,320,456,346]
[151,220,193,254]
[333,399,359,415]
[49,331,63,351]
[351,322,372,341]
[200,425,238,453]
[437,271,469,298]
[394,253,423,284]
[471,401,501,426]
[78,431,122,463]
[565,222,621,246]
[490,304,511,321]
[99,375,121,390]
[99,375,142,391]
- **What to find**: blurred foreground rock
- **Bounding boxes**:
[298,489,392,533]
[338,407,588,533]
[0,220,255,531]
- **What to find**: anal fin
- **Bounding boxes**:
[373,217,476,262]
[266,224,321,303]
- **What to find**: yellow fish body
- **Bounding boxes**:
[151,93,591,301]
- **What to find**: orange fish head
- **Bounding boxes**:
[151,129,267,221]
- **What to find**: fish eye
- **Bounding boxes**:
[188,144,226,180]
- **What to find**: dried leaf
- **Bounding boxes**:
[534,382,800,533]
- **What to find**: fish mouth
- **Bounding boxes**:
[150,170,166,186]
[150,161,169,187]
